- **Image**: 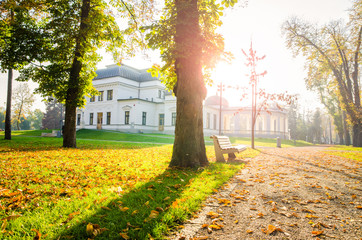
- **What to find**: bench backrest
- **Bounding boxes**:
[212,136,232,149]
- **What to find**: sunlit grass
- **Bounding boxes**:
[325,145,362,162]
[0,136,258,239]
[230,136,313,147]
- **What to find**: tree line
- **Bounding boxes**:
[282,0,361,147]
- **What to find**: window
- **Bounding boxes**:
[107,90,113,100]
[98,91,104,101]
[77,114,81,126]
[142,112,147,125]
[172,112,176,126]
[206,113,210,129]
[125,111,130,125]
[158,90,162,98]
[213,114,217,130]
[107,112,111,125]
[89,113,94,125]
[90,95,95,102]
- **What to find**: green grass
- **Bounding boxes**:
[0,135,258,239]
[230,136,313,147]
[325,145,362,162]
[3,129,315,148]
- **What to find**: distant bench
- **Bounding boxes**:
[41,130,58,137]
[210,135,247,162]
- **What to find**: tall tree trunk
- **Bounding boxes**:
[338,131,344,145]
[63,0,90,148]
[5,69,13,140]
[352,122,362,147]
[169,0,208,168]
[342,111,351,146]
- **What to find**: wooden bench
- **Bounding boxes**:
[210,135,247,162]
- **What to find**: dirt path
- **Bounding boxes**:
[172,146,362,240]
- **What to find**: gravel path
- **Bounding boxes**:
[172,146,362,240]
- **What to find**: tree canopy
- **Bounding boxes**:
[18,0,155,147]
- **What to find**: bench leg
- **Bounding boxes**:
[215,149,226,163]
[228,152,237,160]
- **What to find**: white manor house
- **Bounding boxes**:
[76,64,289,138]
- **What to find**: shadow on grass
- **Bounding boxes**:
[53,167,207,239]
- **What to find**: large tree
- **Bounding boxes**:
[147,0,242,167]
[282,1,361,147]
[42,98,64,130]
[20,0,154,147]
[0,0,45,139]
[305,62,350,145]
[11,82,34,130]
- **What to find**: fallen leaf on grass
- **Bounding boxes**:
[86,223,108,237]
[119,232,130,239]
[261,225,284,235]
[32,229,41,240]
[1,214,22,221]
[246,229,253,234]
[149,210,159,219]
[305,214,319,218]
[120,207,129,212]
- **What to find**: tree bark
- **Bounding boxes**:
[342,111,351,146]
[352,123,362,147]
[63,0,90,148]
[169,0,208,168]
[5,69,13,140]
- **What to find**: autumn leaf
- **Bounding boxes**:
[206,211,219,219]
[101,206,111,211]
[120,207,129,212]
[119,232,130,239]
[246,229,253,234]
[149,210,159,219]
[208,224,222,230]
[261,225,284,235]
[312,230,324,236]
[1,220,7,231]
[305,214,319,218]
[163,197,170,201]
[234,220,239,224]
[32,229,41,240]
[1,214,22,221]
[86,223,94,236]
[201,224,208,228]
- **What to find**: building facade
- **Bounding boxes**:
[76,64,289,138]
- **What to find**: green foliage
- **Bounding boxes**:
[146,0,239,91]
[0,0,45,71]
[0,135,255,239]
[27,109,44,130]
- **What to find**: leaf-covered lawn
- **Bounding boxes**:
[0,136,257,239]
[325,145,362,162]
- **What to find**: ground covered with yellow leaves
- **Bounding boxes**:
[174,146,362,240]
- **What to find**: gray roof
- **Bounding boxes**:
[94,64,159,82]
